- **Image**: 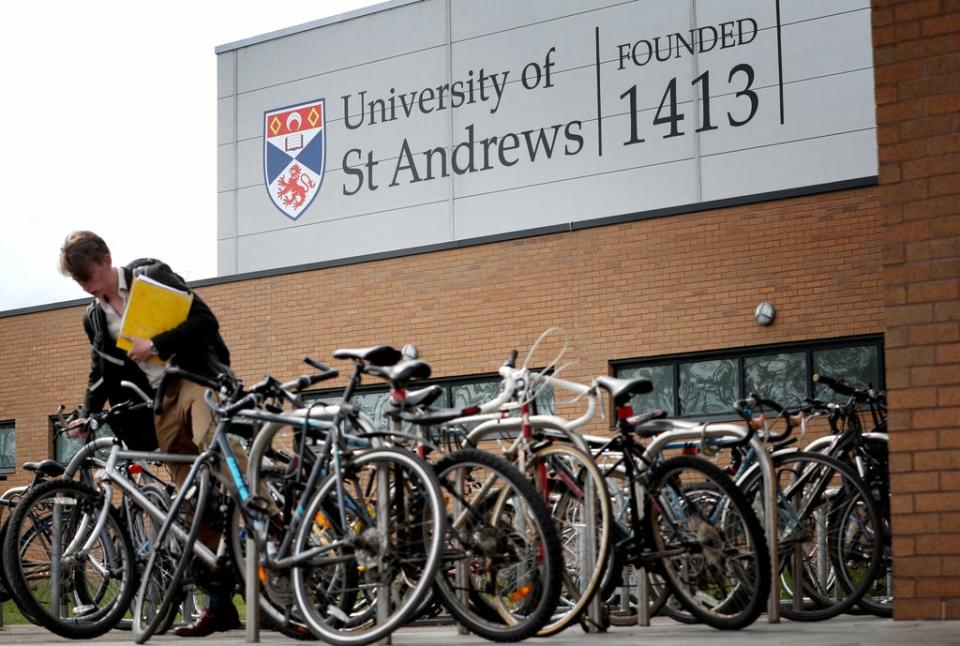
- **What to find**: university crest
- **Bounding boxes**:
[264,99,325,220]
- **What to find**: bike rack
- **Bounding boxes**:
[629,420,780,625]
[245,405,376,643]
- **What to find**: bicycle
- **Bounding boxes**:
[364,350,565,641]
[792,374,890,617]
[135,356,447,645]
[1,391,173,638]
[725,395,884,622]
[588,389,772,630]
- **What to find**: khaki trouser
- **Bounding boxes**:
[154,378,246,549]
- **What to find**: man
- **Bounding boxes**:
[59,230,239,636]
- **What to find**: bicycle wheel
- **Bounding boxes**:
[1,479,136,638]
[431,448,562,642]
[132,464,211,644]
[292,447,444,645]
[526,442,611,635]
[852,436,892,617]
[739,451,883,621]
[644,456,770,630]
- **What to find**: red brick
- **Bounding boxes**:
[895,471,941,492]
[916,577,960,597]
[908,279,959,303]
[939,342,960,363]
[895,599,947,619]
[890,386,939,408]
[898,556,943,576]
[887,303,935,325]
[939,385,960,405]
[914,407,960,428]
[901,114,957,140]
[908,322,960,344]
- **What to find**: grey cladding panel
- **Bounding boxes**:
[235,0,447,94]
[217,0,878,277]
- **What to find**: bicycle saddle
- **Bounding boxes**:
[333,345,402,366]
[594,376,653,406]
[22,459,66,478]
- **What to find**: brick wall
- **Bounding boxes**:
[874,0,960,620]
[0,188,883,492]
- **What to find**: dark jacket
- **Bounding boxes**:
[80,258,230,450]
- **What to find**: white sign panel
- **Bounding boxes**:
[217,0,876,275]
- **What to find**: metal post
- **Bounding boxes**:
[750,435,780,623]
[583,475,603,631]
[51,501,62,619]
[454,467,468,635]
[376,462,392,645]
[245,534,260,642]
[636,567,650,626]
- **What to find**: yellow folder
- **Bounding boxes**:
[117,275,193,363]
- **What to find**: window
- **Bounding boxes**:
[613,335,883,419]
[54,422,113,464]
[0,420,15,472]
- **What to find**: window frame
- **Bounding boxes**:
[611,334,884,420]
[0,419,15,475]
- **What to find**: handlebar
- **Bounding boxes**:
[732,393,800,444]
[812,373,874,404]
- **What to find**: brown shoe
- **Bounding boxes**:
[173,605,241,637]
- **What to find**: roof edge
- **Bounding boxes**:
[214,0,424,54]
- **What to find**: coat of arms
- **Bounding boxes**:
[264,99,325,220]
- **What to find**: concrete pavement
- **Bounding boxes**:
[2,615,960,646]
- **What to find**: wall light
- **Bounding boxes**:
[754,301,776,326]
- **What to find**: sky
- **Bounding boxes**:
[0,0,381,312]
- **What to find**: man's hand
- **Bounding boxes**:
[66,418,90,439]
[123,336,156,363]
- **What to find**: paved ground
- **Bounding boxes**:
[2,615,959,646]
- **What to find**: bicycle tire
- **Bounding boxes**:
[132,464,211,644]
[644,455,771,630]
[526,442,611,636]
[431,448,563,642]
[292,447,445,645]
[738,451,883,621]
[850,436,892,618]
[1,479,136,638]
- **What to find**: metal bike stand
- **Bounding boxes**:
[376,462,393,645]
[454,467,469,635]
[465,417,606,631]
[245,533,260,642]
[636,567,651,626]
[638,423,781,624]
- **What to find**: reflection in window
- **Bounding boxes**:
[745,353,807,407]
[813,345,880,400]
[618,364,675,415]
[0,421,14,470]
[614,336,883,420]
[351,391,391,425]
[450,381,499,410]
[55,423,113,464]
[679,360,739,415]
